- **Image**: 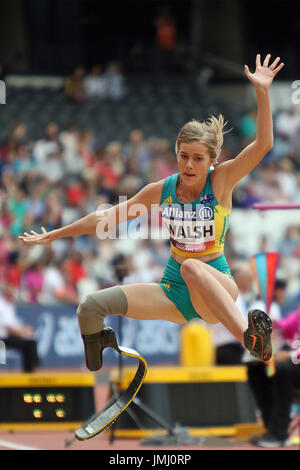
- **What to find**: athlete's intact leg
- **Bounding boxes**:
[120,283,187,324]
[180,258,247,344]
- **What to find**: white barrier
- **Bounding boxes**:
[0,340,6,364]
[0,80,6,104]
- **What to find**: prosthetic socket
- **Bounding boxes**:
[76,286,128,371]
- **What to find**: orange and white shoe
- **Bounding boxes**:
[244,309,273,362]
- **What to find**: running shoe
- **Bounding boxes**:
[244,309,272,362]
[251,432,291,448]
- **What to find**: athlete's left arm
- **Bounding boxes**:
[218,54,284,188]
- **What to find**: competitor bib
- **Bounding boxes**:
[160,202,215,254]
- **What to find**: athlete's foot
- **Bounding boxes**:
[81,327,120,371]
[243,309,272,362]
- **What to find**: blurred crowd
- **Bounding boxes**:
[235,106,300,208]
[0,89,299,308]
[65,63,126,103]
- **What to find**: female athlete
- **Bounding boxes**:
[19,54,284,370]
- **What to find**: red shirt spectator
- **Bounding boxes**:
[96,161,119,189]
[6,264,21,290]
[64,254,86,288]
[66,184,86,206]
[155,8,177,53]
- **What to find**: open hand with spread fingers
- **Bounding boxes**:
[244,54,284,89]
[18,226,55,245]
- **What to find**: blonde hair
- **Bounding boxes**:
[175,114,230,164]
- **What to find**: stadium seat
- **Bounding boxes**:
[2,80,243,144]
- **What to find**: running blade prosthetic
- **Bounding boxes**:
[75,344,147,440]
[244,309,272,361]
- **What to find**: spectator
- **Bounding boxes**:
[0,284,39,372]
[42,187,63,231]
[123,129,147,163]
[249,306,300,448]
[0,123,27,170]
[240,180,263,209]
[249,278,287,323]
[59,261,79,304]
[123,131,154,179]
[104,141,125,178]
[105,62,125,100]
[130,239,163,283]
[32,122,65,184]
[275,305,300,343]
[84,64,107,100]
[86,239,117,286]
[8,186,28,236]
[39,257,70,305]
[60,124,85,176]
[63,251,86,289]
[117,155,144,199]
[209,261,254,365]
[289,127,300,171]
[275,107,300,140]
[293,173,300,202]
[65,66,88,103]
[260,164,288,202]
[278,225,300,258]
[13,144,37,178]
[271,107,300,163]
[277,159,298,200]
[245,279,299,447]
[151,139,177,180]
[24,183,46,224]
[153,6,177,74]
[154,6,177,54]
[0,197,14,232]
[94,145,120,195]
[5,251,22,292]
[224,228,243,261]
[66,180,87,208]
[21,260,44,303]
[78,130,96,169]
[239,107,257,147]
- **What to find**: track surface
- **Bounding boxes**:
[0,430,298,450]
[0,374,298,451]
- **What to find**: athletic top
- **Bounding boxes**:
[159,168,231,258]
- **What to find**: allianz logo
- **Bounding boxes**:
[161,204,213,221]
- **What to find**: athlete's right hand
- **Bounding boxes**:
[18,227,56,245]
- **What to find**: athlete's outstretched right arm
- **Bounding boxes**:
[18,180,164,245]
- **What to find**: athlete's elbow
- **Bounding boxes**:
[266,134,273,150]
[265,140,273,152]
[255,139,273,155]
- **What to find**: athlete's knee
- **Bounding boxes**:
[77,293,97,321]
[180,258,204,281]
[76,286,128,335]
